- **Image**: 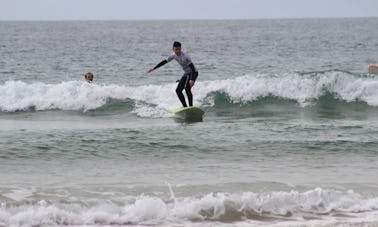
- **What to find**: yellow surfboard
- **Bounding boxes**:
[170,106,205,122]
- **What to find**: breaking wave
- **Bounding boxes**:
[1,188,378,226]
[1,71,378,117]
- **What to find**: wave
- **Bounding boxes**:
[1,71,378,117]
[1,188,378,226]
[199,71,378,107]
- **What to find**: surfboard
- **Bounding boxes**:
[170,106,205,122]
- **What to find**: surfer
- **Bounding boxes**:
[148,41,198,107]
[85,72,94,83]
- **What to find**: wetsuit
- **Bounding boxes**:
[153,51,198,107]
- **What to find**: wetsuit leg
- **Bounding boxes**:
[185,85,193,106]
[185,72,198,107]
[176,76,188,107]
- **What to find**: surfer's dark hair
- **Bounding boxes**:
[173,41,181,48]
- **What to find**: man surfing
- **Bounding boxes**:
[148,41,198,107]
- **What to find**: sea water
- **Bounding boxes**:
[0,18,378,226]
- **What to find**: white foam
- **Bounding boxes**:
[123,196,168,222]
[1,72,378,117]
[0,188,378,226]
[197,72,378,107]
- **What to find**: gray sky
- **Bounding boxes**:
[0,0,377,20]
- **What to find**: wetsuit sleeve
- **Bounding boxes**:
[153,60,168,70]
[189,63,196,80]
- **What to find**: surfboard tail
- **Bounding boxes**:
[170,106,204,122]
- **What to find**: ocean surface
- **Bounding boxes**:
[1,18,378,226]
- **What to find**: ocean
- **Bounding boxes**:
[1,18,378,226]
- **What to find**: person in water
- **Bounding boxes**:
[148,41,198,107]
[85,72,94,83]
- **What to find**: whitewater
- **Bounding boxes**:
[1,187,378,226]
[2,71,378,115]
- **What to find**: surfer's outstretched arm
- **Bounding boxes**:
[148,60,168,73]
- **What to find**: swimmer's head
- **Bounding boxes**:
[85,72,93,82]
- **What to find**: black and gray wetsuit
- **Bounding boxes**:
[153,51,198,107]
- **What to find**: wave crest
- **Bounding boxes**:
[1,71,378,117]
[1,188,378,225]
